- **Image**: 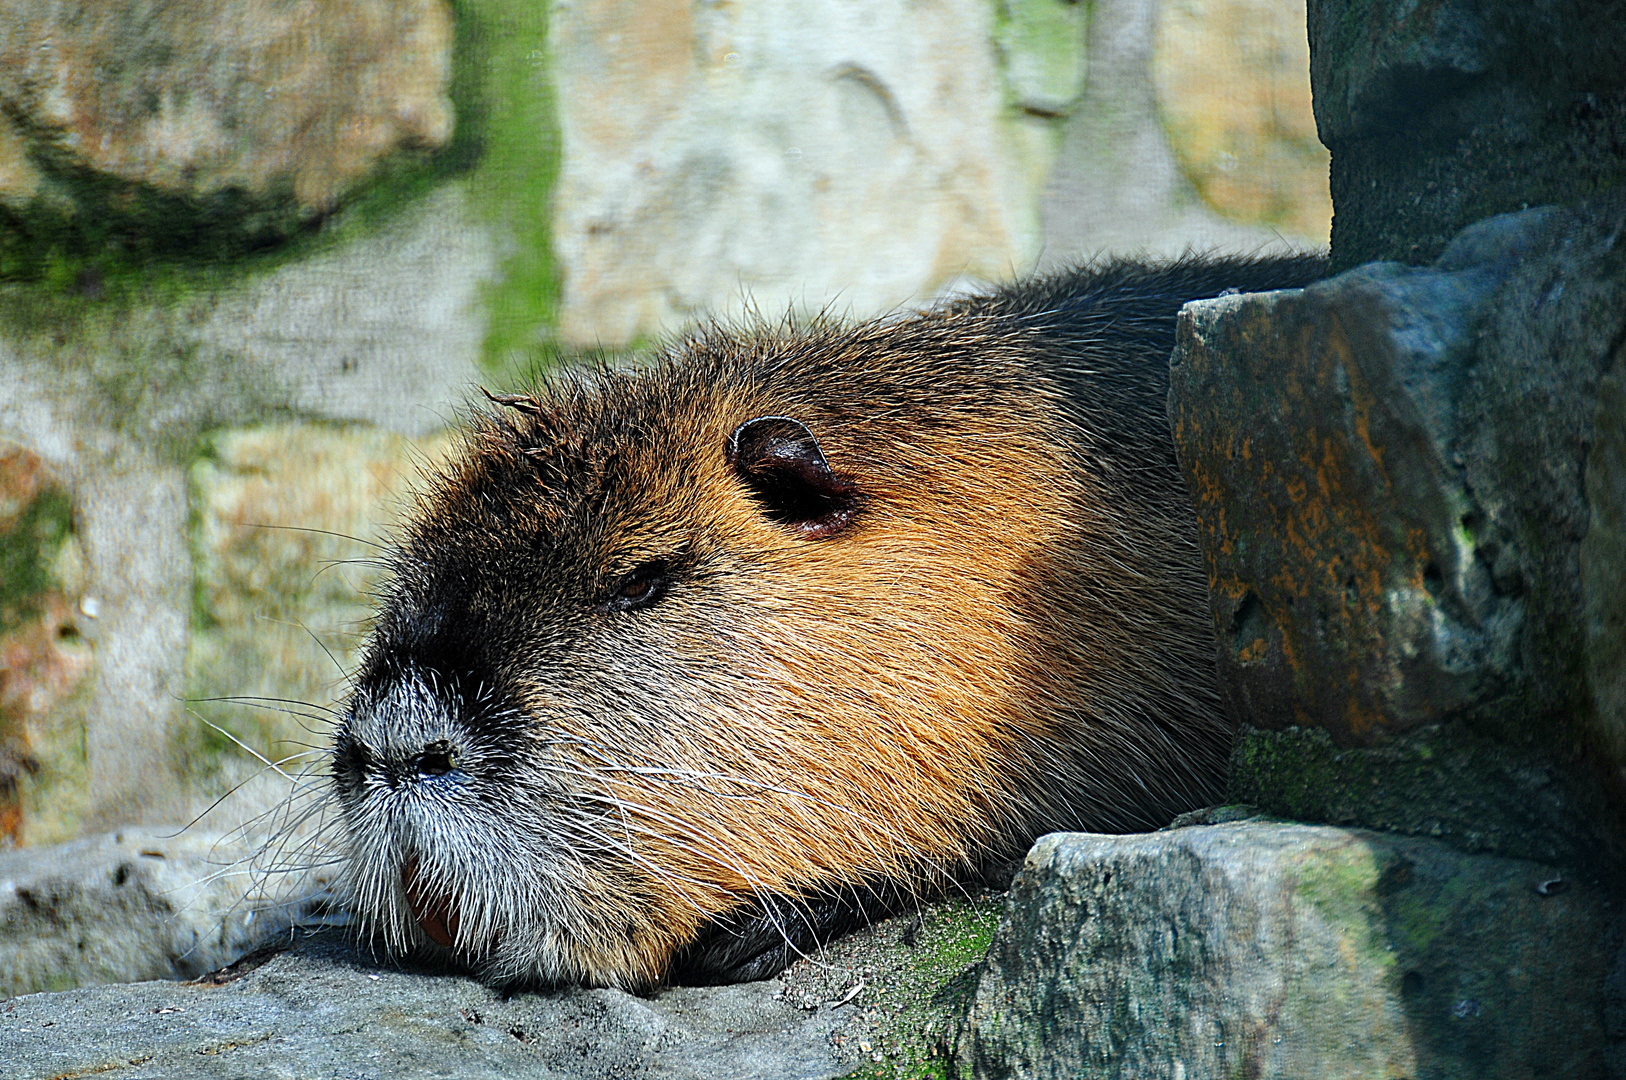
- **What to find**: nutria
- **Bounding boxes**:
[329,254,1326,989]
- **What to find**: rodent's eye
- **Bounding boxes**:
[605,560,671,614]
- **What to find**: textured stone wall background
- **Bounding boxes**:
[0,0,1329,848]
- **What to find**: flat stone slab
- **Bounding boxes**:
[958,820,1621,1079]
[0,931,851,1080]
[0,828,334,998]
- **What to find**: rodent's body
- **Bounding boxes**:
[332,255,1325,988]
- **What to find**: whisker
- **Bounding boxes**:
[245,522,386,551]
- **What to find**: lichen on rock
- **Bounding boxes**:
[1169,198,1626,868]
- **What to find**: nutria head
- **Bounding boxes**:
[330,258,1322,988]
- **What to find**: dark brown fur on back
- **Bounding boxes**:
[330,254,1327,987]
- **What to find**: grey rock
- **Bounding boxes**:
[1306,0,1626,268]
[956,823,1619,1079]
[73,457,194,826]
[196,184,496,437]
[0,930,854,1080]
[1307,0,1491,144]
[0,829,334,999]
[1168,199,1626,866]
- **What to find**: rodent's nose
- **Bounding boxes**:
[414,738,457,779]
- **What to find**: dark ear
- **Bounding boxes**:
[726,416,860,540]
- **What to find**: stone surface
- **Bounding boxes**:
[0,887,1007,1079]
[956,822,1620,1079]
[1307,0,1626,269]
[1168,201,1626,863]
[0,929,849,1080]
[0,0,455,257]
[195,184,498,432]
[1038,0,1324,269]
[0,828,335,999]
[75,454,194,830]
[550,0,1041,347]
[1152,0,1332,243]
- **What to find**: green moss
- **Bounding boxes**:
[1388,889,1448,953]
[0,487,73,629]
[1294,847,1396,975]
[1228,723,1619,873]
[837,894,1003,1080]
[455,0,563,381]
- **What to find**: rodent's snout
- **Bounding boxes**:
[330,663,540,966]
[330,655,542,821]
[332,727,463,792]
[332,665,500,792]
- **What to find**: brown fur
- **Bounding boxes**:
[329,254,1325,987]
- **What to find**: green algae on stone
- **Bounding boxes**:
[763,889,1003,1080]
[993,0,1088,117]
[455,0,564,381]
[0,487,72,630]
[1228,723,1620,874]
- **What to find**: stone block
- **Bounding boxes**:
[188,424,451,789]
[0,929,857,1079]
[957,823,1619,1079]
[0,441,92,845]
[1168,200,1626,863]
[1306,0,1626,268]
[1152,0,1331,243]
[550,0,1041,346]
[0,0,454,255]
[1039,0,1328,265]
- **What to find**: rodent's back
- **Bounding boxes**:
[332,254,1326,987]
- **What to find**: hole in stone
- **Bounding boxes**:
[1230,590,1262,638]
[1422,562,1444,597]
[1402,970,1425,996]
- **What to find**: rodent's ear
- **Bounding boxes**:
[726,416,859,540]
